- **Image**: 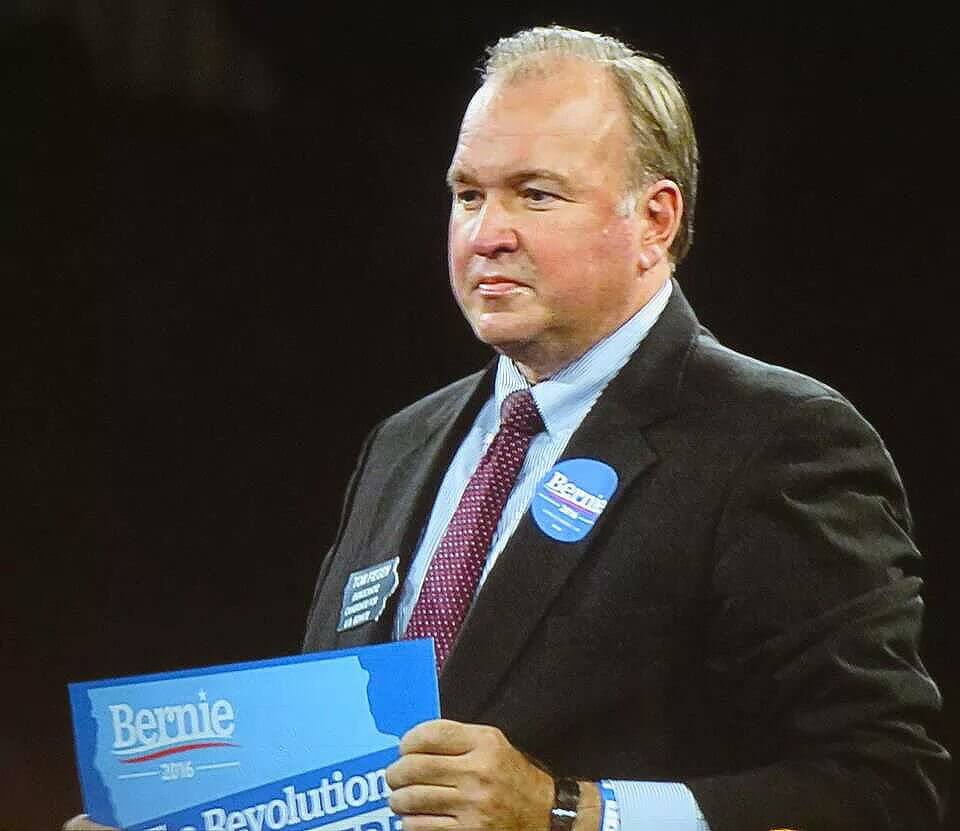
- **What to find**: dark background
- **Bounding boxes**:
[2,3,956,828]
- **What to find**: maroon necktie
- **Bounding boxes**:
[403,388,545,669]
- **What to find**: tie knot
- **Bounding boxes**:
[500,389,544,437]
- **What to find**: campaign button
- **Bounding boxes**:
[531,458,618,543]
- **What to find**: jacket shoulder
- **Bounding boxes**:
[374,368,489,441]
[677,329,887,445]
[677,329,899,471]
[689,329,846,408]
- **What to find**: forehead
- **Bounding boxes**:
[450,58,630,183]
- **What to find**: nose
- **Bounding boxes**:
[470,199,519,257]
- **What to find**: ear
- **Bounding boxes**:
[636,179,683,271]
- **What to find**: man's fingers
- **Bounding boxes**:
[63,815,116,831]
[399,719,474,755]
[387,752,466,789]
[388,784,459,816]
[395,815,458,831]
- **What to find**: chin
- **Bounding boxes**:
[472,322,533,354]
[470,309,542,347]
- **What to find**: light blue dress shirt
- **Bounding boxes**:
[394,280,709,831]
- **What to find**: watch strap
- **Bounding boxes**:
[550,777,580,831]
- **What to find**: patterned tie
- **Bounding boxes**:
[404,388,545,669]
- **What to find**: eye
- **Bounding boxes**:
[454,188,483,208]
[521,187,558,205]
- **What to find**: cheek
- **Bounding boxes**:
[533,217,637,295]
[595,215,641,262]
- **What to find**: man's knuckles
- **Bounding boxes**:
[399,720,517,758]
[400,718,472,754]
[387,751,466,789]
[461,752,500,787]
[470,723,508,751]
[385,755,416,789]
[461,778,499,808]
[388,783,458,815]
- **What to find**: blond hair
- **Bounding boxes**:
[483,26,699,262]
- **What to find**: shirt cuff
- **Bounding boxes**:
[606,780,710,831]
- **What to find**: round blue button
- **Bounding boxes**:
[531,458,618,543]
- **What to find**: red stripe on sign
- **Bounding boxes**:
[120,742,238,763]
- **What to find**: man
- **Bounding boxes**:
[68,25,949,831]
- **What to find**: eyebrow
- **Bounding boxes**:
[445,166,574,192]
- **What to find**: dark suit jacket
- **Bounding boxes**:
[303,284,949,830]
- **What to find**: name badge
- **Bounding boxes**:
[531,458,618,543]
[337,557,400,631]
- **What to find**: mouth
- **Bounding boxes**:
[473,276,530,297]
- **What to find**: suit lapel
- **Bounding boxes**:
[441,282,701,721]
[334,365,496,651]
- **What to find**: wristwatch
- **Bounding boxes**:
[550,777,580,831]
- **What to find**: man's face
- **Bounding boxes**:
[447,59,650,379]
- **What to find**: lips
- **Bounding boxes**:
[473,275,530,296]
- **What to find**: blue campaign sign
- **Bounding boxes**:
[531,458,618,543]
[68,640,439,831]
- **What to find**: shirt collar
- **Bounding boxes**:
[493,279,673,436]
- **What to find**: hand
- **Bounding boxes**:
[386,719,599,831]
[63,815,116,831]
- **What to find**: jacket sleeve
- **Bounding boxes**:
[685,395,950,831]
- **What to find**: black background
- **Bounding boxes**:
[2,4,956,828]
